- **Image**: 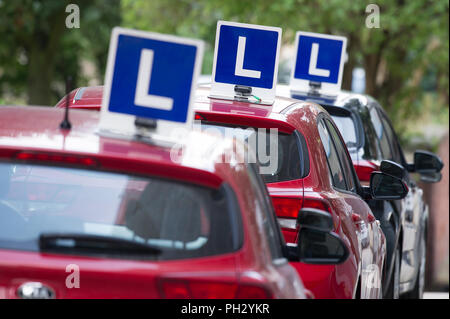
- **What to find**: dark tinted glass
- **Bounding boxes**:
[415,151,444,173]
[298,229,346,261]
[371,173,406,199]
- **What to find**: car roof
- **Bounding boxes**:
[57,84,302,113]
[58,84,325,114]
[56,84,327,133]
[276,84,372,111]
[55,86,104,110]
[195,84,301,116]
[193,85,328,132]
[56,83,371,111]
[0,105,246,189]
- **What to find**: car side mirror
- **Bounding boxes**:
[296,208,333,232]
[286,208,349,264]
[418,171,442,183]
[370,172,408,200]
[413,150,443,177]
[380,160,406,180]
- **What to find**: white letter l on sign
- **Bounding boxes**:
[308,43,330,77]
[134,49,174,110]
[234,36,261,79]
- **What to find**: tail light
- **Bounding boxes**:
[271,196,331,220]
[271,197,302,218]
[303,197,331,212]
[159,279,271,299]
[15,152,98,167]
[354,160,379,182]
[272,196,333,243]
[271,197,302,243]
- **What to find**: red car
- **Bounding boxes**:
[0,105,309,299]
[56,85,408,298]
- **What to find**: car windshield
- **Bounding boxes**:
[196,122,303,183]
[0,162,241,260]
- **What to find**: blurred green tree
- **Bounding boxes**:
[121,0,449,131]
[0,0,447,135]
[0,0,120,105]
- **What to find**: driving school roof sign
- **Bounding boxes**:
[210,21,282,105]
[290,31,347,94]
[99,27,204,136]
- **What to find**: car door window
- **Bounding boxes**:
[358,107,383,160]
[369,106,393,160]
[325,119,357,193]
[379,112,402,164]
[317,119,347,190]
[247,163,285,261]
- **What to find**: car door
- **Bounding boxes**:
[376,106,424,284]
[245,163,307,298]
[320,116,383,298]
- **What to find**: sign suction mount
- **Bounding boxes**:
[209,21,282,105]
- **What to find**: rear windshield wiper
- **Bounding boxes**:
[39,233,162,256]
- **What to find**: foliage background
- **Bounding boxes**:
[0,0,448,149]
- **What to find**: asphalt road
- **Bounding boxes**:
[423,292,449,299]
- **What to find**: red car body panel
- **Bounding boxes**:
[195,88,386,299]
[0,106,307,299]
[55,86,104,110]
[55,85,386,299]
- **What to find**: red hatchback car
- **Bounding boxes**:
[0,105,308,299]
[56,85,408,298]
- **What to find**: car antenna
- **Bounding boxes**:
[60,76,72,130]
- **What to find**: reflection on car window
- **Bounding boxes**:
[330,115,357,148]
[0,163,241,261]
[318,120,347,190]
[197,123,303,183]
[358,107,383,160]
[369,106,392,159]
[247,163,284,260]
[325,119,356,193]
[380,114,402,164]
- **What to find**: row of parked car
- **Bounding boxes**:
[0,23,443,299]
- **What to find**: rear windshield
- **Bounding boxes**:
[0,162,241,260]
[196,122,304,183]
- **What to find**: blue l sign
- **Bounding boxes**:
[291,31,347,93]
[212,21,281,93]
[102,28,204,124]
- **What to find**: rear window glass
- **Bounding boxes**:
[330,115,358,149]
[196,122,303,183]
[0,163,241,260]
